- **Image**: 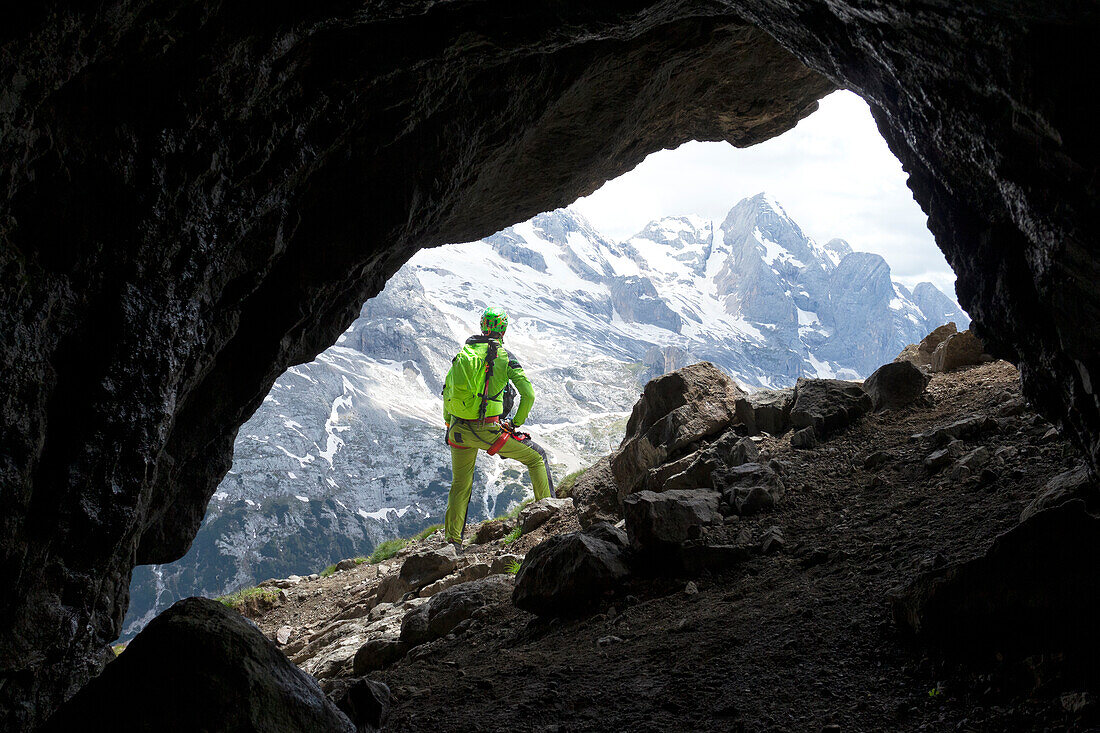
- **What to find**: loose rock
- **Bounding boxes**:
[400,576,513,647]
[790,378,873,438]
[512,525,631,617]
[863,360,931,411]
[622,489,721,550]
[42,598,356,732]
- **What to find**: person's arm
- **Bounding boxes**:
[508,357,536,426]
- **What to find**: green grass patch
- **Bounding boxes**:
[502,526,522,545]
[497,497,533,522]
[354,556,368,565]
[366,538,408,564]
[216,585,281,613]
[505,559,522,575]
[112,643,127,657]
[412,523,444,542]
[319,563,337,578]
[555,468,587,498]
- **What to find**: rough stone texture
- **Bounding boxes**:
[3,2,1100,726]
[863,361,932,411]
[897,322,959,367]
[512,525,631,617]
[735,388,794,435]
[790,378,873,438]
[622,489,722,550]
[931,330,990,372]
[612,362,746,497]
[472,519,507,545]
[714,462,786,512]
[41,598,355,732]
[1020,464,1098,522]
[790,426,818,449]
[327,678,392,733]
[400,575,513,648]
[519,497,574,535]
[890,501,1100,659]
[570,456,619,529]
[352,639,408,675]
[647,430,758,492]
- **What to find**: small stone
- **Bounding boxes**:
[307,573,319,581]
[863,450,893,471]
[923,448,954,472]
[597,635,623,647]
[790,426,817,449]
[759,526,785,555]
[275,626,293,645]
[490,553,523,574]
[684,581,699,596]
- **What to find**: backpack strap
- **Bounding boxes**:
[477,339,499,421]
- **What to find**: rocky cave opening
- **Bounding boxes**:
[116,89,968,644]
[2,2,1097,730]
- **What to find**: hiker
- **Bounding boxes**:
[442,306,553,550]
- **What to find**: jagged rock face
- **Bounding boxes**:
[1,1,1096,728]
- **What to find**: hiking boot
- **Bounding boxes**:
[449,540,465,556]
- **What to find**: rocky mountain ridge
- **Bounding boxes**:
[122,194,967,638]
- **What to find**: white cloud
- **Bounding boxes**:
[569,90,961,304]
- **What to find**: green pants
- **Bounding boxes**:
[444,420,553,543]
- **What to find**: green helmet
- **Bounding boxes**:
[480,306,508,337]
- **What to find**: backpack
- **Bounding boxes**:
[443,336,506,421]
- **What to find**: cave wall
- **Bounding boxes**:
[1,0,1096,728]
[0,3,833,728]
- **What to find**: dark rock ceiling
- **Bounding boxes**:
[1,1,1096,728]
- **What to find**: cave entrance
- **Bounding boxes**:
[121,90,969,642]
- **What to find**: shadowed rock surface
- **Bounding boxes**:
[41,598,356,732]
[2,1,1099,727]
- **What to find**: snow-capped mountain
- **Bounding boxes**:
[123,194,967,637]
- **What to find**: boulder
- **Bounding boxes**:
[1021,464,1098,521]
[622,489,721,550]
[648,430,759,492]
[894,343,927,368]
[611,362,745,497]
[472,519,506,544]
[789,378,872,438]
[400,575,513,647]
[931,330,989,372]
[863,361,931,411]
[327,677,392,733]
[352,639,408,674]
[759,526,786,554]
[734,388,794,435]
[890,501,1100,659]
[732,486,775,516]
[335,558,360,572]
[512,525,631,616]
[920,322,958,354]
[570,456,620,529]
[41,598,356,732]
[519,497,574,534]
[375,545,460,603]
[490,554,524,574]
[790,426,817,449]
[895,322,959,367]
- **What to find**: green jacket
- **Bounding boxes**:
[442,336,535,426]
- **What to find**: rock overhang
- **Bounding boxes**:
[1,1,1097,729]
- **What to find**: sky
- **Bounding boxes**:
[569,90,960,302]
